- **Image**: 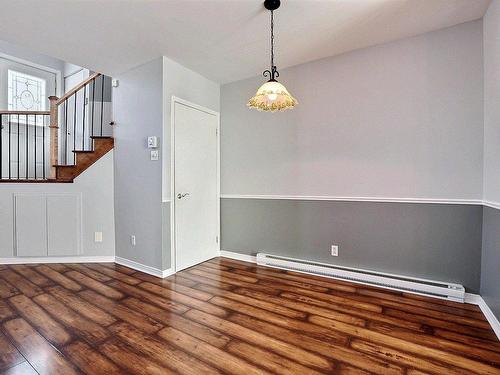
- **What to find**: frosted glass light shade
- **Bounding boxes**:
[247,80,298,112]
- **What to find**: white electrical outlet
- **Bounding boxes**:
[130,235,136,246]
[331,245,339,256]
[150,150,159,161]
[94,232,103,243]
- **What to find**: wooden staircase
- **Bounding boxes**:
[54,136,114,182]
[0,72,114,183]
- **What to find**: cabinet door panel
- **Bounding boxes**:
[47,195,80,256]
[15,195,47,257]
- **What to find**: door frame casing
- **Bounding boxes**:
[169,96,220,274]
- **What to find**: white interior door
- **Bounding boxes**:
[173,98,219,271]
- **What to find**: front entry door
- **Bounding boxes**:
[173,98,219,271]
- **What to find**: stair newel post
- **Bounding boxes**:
[48,95,59,179]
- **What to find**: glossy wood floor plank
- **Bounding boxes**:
[3,318,79,375]
[110,322,222,375]
[66,264,113,283]
[238,287,423,331]
[185,308,336,371]
[33,293,110,344]
[228,311,400,375]
[139,279,213,302]
[158,326,271,375]
[122,297,230,348]
[35,265,83,292]
[369,321,500,365]
[99,338,176,375]
[0,280,18,299]
[47,286,117,327]
[67,271,123,299]
[1,361,38,375]
[0,332,24,371]
[63,340,123,375]
[0,258,497,375]
[78,290,163,334]
[309,314,500,374]
[195,284,309,319]
[0,270,43,298]
[8,294,72,347]
[226,339,326,375]
[85,263,141,285]
[0,301,14,323]
[10,265,52,288]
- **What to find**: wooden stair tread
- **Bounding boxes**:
[90,136,113,139]
[55,136,114,182]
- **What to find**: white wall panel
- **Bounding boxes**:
[14,194,47,256]
[0,151,115,258]
[47,194,81,256]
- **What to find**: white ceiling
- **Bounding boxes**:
[0,0,491,84]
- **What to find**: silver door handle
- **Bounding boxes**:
[177,192,190,199]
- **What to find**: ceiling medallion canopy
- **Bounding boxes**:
[248,0,298,112]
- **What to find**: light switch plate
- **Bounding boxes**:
[147,136,158,148]
[150,150,159,161]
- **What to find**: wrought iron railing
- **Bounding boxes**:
[54,73,112,166]
[0,111,50,180]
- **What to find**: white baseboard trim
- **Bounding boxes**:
[219,250,256,263]
[0,254,173,279]
[0,256,115,265]
[476,296,500,340]
[464,293,483,305]
[115,256,172,278]
[221,251,500,341]
[161,267,175,278]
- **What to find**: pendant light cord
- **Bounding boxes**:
[270,9,275,71]
[263,6,279,81]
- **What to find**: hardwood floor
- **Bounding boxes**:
[0,258,498,374]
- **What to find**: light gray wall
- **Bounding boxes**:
[221,21,484,199]
[483,0,500,204]
[0,39,64,72]
[222,199,483,292]
[63,62,83,78]
[113,58,164,270]
[0,151,115,257]
[480,0,500,320]
[220,21,485,291]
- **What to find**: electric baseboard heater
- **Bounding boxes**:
[256,253,465,302]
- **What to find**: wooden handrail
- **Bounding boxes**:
[0,110,50,115]
[56,72,101,106]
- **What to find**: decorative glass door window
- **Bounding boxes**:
[8,70,47,126]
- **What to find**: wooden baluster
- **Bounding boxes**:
[48,96,59,179]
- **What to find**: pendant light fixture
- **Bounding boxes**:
[248,0,298,112]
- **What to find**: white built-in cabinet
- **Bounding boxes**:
[14,194,81,257]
